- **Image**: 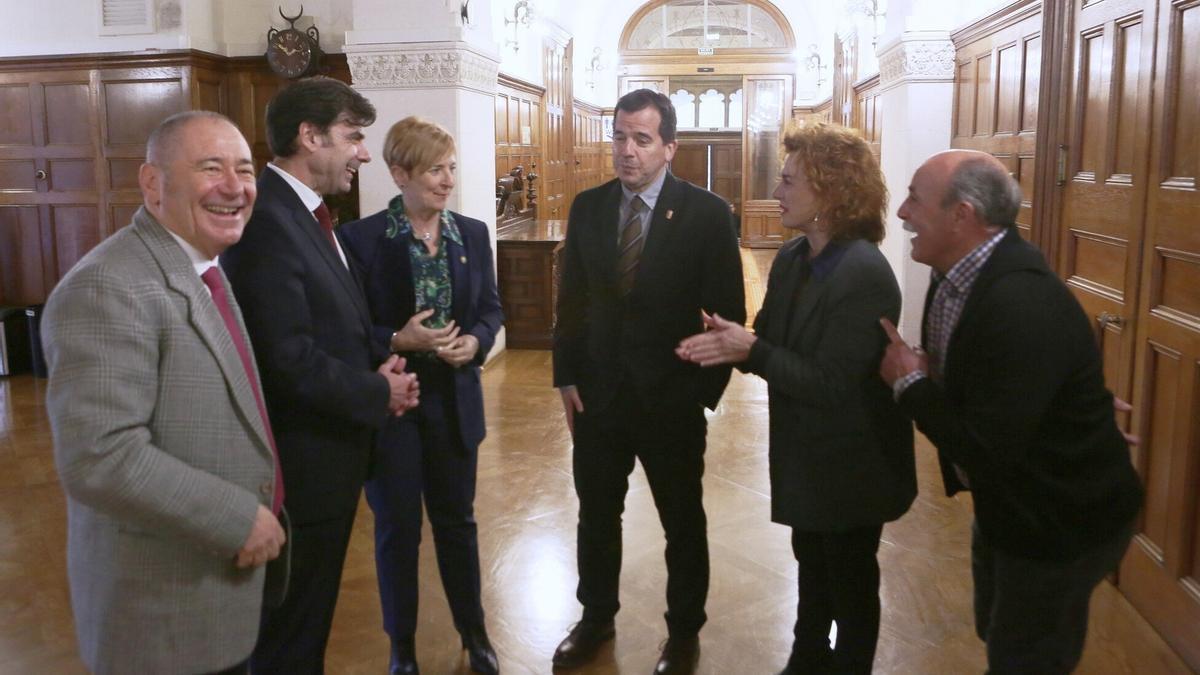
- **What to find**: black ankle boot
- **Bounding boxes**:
[462,627,499,674]
[389,638,419,675]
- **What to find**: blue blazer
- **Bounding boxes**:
[339,208,504,450]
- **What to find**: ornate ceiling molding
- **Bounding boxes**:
[345,42,500,95]
[877,32,955,92]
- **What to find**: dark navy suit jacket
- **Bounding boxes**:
[339,209,503,450]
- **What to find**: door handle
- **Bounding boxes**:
[35,169,47,180]
[1097,312,1125,331]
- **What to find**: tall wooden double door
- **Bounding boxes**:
[1055,0,1200,667]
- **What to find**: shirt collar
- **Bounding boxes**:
[937,228,1007,292]
[620,167,668,212]
[165,228,219,277]
[383,194,463,246]
[268,163,323,213]
[799,237,850,281]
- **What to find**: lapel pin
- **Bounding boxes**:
[460,255,467,264]
[666,209,674,220]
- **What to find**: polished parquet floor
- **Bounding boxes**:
[0,250,1192,674]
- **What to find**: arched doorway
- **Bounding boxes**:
[617,0,797,247]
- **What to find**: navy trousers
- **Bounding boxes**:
[365,374,485,641]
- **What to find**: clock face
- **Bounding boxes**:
[267,29,313,79]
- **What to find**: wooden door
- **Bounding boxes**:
[671,143,708,189]
[712,141,742,218]
[541,38,573,220]
[1118,0,1200,668]
[0,68,102,306]
[1056,0,1155,413]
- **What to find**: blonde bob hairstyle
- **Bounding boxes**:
[780,121,888,244]
[382,116,456,174]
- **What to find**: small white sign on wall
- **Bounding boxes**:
[520,126,532,145]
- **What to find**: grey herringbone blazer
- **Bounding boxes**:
[42,207,277,674]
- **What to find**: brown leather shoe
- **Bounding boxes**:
[551,620,615,669]
[653,635,699,675]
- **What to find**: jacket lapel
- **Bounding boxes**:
[132,207,274,459]
[598,181,622,282]
[786,266,831,343]
[261,170,374,333]
[447,221,471,326]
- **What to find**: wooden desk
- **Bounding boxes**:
[496,220,566,349]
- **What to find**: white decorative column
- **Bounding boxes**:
[344,1,504,353]
[877,31,956,342]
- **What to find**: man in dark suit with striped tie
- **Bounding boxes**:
[551,89,746,674]
[221,77,419,674]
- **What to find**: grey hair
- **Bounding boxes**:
[145,110,236,164]
[941,157,1022,228]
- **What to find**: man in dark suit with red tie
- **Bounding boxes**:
[551,89,745,674]
[221,77,419,674]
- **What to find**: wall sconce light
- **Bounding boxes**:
[846,0,886,46]
[585,47,604,89]
[805,44,828,88]
[505,0,533,53]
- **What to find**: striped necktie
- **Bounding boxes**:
[617,196,646,295]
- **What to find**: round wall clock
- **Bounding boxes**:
[266,6,322,79]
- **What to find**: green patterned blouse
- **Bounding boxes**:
[384,194,463,358]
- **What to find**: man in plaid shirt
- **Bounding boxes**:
[878,150,1143,674]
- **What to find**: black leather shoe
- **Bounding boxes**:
[389,638,419,675]
[653,635,699,675]
[552,620,615,669]
[462,627,499,675]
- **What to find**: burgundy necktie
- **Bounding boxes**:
[312,202,338,253]
[201,267,285,515]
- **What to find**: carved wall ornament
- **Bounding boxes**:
[878,36,955,91]
[347,44,500,94]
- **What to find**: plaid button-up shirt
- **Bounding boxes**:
[895,228,1007,396]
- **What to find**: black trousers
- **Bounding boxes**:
[250,511,357,675]
[572,385,709,636]
[364,378,485,641]
[786,524,884,675]
[972,518,1135,674]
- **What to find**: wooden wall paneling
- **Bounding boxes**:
[540,39,573,221]
[571,99,604,195]
[952,0,1042,240]
[496,74,544,228]
[0,205,46,306]
[1119,0,1200,669]
[98,65,189,249]
[792,98,833,127]
[851,75,881,158]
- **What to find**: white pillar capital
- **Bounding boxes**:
[877,31,955,92]
[345,41,501,96]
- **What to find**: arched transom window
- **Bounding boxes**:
[623,0,791,52]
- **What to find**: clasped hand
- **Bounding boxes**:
[675,310,755,366]
[389,309,478,368]
[378,354,420,415]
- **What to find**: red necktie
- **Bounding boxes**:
[313,202,338,253]
[201,267,285,515]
